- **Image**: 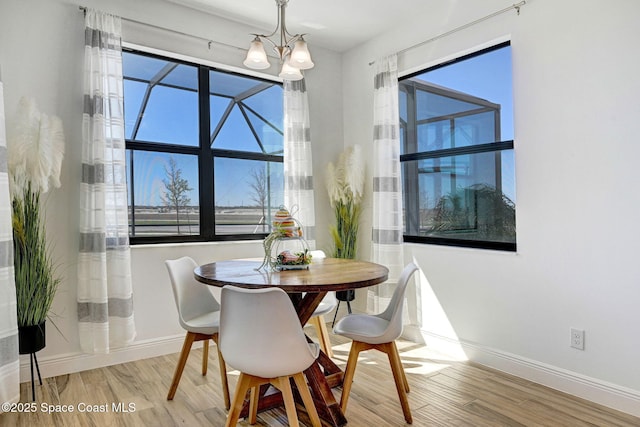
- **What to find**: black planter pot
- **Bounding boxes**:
[18,321,46,355]
[336,290,355,302]
[332,290,356,327]
[18,321,46,401]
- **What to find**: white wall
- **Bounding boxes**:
[342,0,640,416]
[0,0,342,377]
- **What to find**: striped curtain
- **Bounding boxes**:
[369,54,405,313]
[0,76,20,405]
[77,10,135,353]
[283,79,316,249]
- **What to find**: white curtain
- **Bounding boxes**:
[369,55,405,313]
[77,10,135,353]
[283,79,316,249]
[0,74,20,406]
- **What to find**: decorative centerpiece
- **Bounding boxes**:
[273,206,303,237]
[275,248,312,270]
[258,206,311,271]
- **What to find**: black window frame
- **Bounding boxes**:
[123,48,284,245]
[399,41,516,252]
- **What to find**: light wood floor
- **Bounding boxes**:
[2,327,639,427]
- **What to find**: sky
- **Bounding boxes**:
[123,52,284,208]
[408,45,515,201]
[123,44,514,208]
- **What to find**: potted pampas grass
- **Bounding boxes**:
[326,145,365,304]
[7,96,65,356]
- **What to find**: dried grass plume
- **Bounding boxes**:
[7,96,65,197]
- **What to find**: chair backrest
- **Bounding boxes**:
[376,262,419,342]
[165,257,220,330]
[219,286,318,378]
[310,250,327,260]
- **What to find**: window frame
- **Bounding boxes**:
[123,48,284,245]
[399,41,516,252]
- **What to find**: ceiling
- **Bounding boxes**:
[165,0,437,53]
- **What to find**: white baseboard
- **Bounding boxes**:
[415,328,640,418]
[19,334,186,382]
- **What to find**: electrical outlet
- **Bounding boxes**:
[570,328,585,350]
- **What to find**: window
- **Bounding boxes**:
[123,50,284,243]
[399,42,516,251]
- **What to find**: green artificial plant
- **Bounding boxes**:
[326,145,365,259]
[7,97,65,328]
[12,184,61,327]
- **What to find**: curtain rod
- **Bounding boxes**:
[78,5,248,55]
[369,1,526,66]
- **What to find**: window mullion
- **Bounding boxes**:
[198,66,215,239]
[400,140,514,162]
[404,84,420,236]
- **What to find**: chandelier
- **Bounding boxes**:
[243,0,314,81]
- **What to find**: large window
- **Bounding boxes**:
[123,50,284,243]
[400,42,516,251]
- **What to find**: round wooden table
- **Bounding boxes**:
[194,257,388,427]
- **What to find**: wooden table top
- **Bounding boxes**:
[194,257,389,293]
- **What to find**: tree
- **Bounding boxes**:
[161,156,193,234]
[431,184,516,242]
[248,167,268,232]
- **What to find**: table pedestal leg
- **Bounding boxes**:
[304,361,347,426]
[238,347,347,427]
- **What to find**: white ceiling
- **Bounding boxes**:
[165,0,438,53]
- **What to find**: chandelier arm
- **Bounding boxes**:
[255,34,278,49]
[255,0,303,55]
[259,1,282,39]
[278,1,298,44]
[254,0,294,40]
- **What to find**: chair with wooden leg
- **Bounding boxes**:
[219,285,321,427]
[165,257,230,409]
[333,262,419,424]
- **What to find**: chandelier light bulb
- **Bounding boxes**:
[279,61,303,81]
[243,37,270,70]
[290,38,314,70]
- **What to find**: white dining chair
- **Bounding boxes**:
[219,285,321,427]
[165,256,230,409]
[308,250,337,357]
[333,262,419,424]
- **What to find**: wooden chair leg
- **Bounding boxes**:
[225,373,252,427]
[212,334,231,410]
[310,316,334,358]
[248,386,260,425]
[292,372,321,427]
[393,341,410,393]
[384,341,412,424]
[167,332,196,400]
[340,340,367,413]
[202,339,209,376]
[273,376,300,427]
